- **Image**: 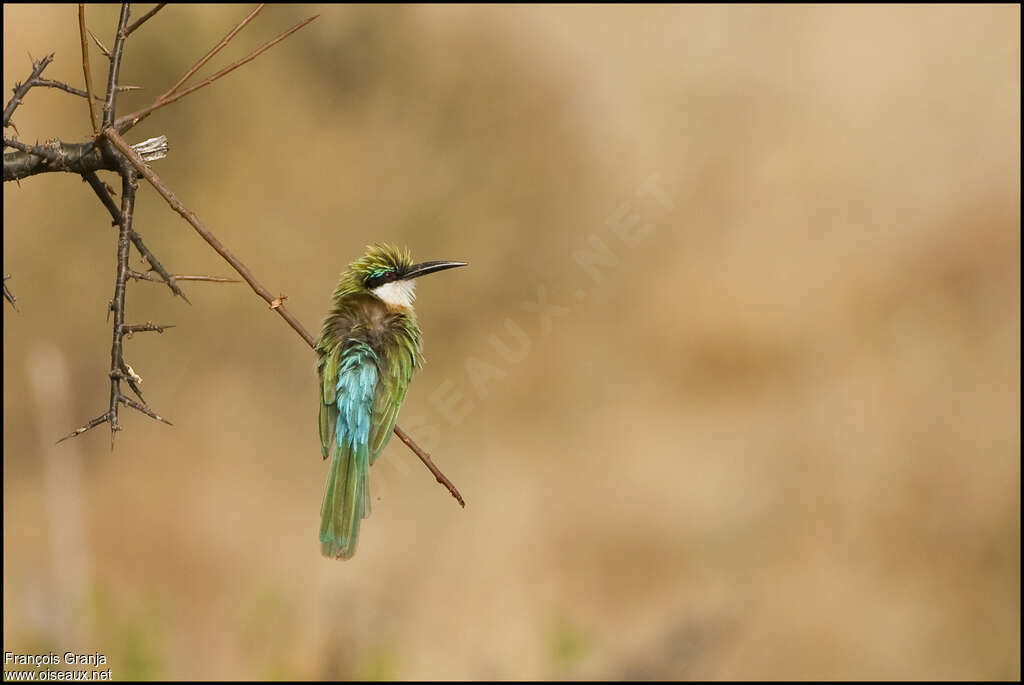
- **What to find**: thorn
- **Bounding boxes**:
[87,28,112,59]
[56,410,112,444]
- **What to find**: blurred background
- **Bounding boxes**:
[3,4,1019,680]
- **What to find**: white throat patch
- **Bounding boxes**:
[372,279,416,309]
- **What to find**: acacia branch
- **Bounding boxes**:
[3,53,55,128]
[101,2,131,129]
[114,14,317,134]
[79,5,100,133]
[394,426,465,507]
[125,3,166,36]
[123,322,175,335]
[4,132,159,181]
[162,4,264,99]
[60,165,171,446]
[35,78,137,100]
[129,269,237,284]
[81,170,191,303]
[104,128,466,508]
[3,140,109,180]
[107,166,138,441]
[3,138,59,160]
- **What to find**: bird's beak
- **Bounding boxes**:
[404,260,468,280]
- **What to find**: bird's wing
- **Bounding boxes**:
[320,341,379,559]
[368,343,417,464]
[318,340,343,459]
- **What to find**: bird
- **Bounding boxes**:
[315,243,467,559]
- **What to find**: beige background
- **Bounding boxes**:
[3,4,1020,680]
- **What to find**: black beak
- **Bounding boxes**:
[404,260,468,280]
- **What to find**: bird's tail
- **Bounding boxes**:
[319,439,371,559]
[319,343,378,560]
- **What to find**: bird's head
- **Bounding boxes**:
[349,243,467,310]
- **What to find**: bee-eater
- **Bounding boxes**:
[316,244,467,560]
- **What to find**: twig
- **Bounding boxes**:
[29,79,139,102]
[158,273,236,283]
[106,166,137,444]
[162,4,264,98]
[79,6,100,133]
[3,138,60,161]
[103,128,466,507]
[66,166,173,446]
[394,426,465,507]
[114,14,317,133]
[61,166,161,447]
[3,275,18,311]
[35,79,116,100]
[129,269,237,284]
[81,170,121,220]
[3,53,55,128]
[81,170,191,303]
[122,322,175,335]
[101,2,131,129]
[125,3,167,36]
[38,78,91,99]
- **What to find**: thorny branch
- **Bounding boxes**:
[5,3,464,507]
[57,165,172,445]
[129,270,238,285]
[3,53,55,128]
[101,2,131,129]
[81,170,193,303]
[125,3,165,36]
[3,140,106,180]
[114,13,317,134]
[162,4,264,99]
[34,78,140,101]
[123,322,175,336]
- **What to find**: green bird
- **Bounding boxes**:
[316,243,467,560]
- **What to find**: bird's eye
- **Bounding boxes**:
[365,270,396,290]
